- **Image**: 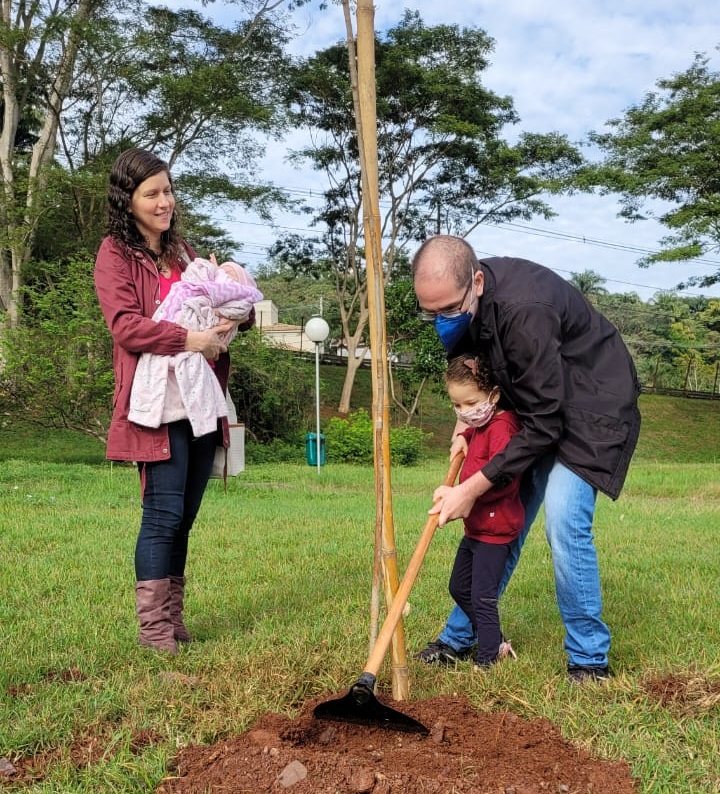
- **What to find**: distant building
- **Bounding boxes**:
[332,341,373,361]
[254,299,325,353]
[253,299,397,363]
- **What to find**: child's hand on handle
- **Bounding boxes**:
[429,470,493,527]
[429,484,468,527]
[450,433,467,461]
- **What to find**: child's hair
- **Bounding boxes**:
[446,355,496,392]
[446,355,512,410]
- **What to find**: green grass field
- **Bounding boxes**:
[1,388,719,792]
[2,361,718,466]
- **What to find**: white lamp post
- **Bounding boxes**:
[305,316,330,473]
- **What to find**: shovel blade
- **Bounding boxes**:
[313,683,429,735]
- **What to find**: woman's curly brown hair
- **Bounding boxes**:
[106,148,182,261]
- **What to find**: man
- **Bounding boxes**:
[412,235,641,682]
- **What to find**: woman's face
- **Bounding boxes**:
[130,171,175,248]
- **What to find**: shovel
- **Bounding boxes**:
[314,452,465,734]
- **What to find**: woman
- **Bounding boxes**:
[94,148,251,653]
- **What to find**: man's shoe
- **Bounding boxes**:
[567,664,611,683]
[414,639,472,665]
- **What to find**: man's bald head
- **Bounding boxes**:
[412,235,479,289]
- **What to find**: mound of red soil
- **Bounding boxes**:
[157,693,638,793]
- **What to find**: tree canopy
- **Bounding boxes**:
[579,52,720,287]
[1,5,718,444]
[282,10,584,412]
[0,0,296,325]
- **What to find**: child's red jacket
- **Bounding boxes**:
[460,411,525,544]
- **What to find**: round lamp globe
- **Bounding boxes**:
[305,316,330,343]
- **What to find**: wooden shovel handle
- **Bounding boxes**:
[363,452,465,678]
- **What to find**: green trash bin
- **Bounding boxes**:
[305,432,326,466]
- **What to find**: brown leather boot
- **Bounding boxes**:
[168,575,192,644]
[135,579,178,653]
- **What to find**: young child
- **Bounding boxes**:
[128,256,262,437]
[444,355,525,668]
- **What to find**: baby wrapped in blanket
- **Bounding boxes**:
[128,257,263,437]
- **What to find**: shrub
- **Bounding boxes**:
[0,254,114,443]
[245,436,306,464]
[324,409,373,464]
[324,408,430,466]
[228,332,315,443]
[391,424,430,465]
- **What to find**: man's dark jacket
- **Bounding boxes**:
[456,256,641,500]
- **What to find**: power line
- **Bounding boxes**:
[218,201,719,297]
[497,221,720,269]
[225,180,720,270]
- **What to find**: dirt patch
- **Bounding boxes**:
[0,727,163,788]
[157,693,638,793]
[6,667,87,698]
[643,672,720,713]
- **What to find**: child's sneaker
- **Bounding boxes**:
[473,640,518,670]
[498,640,517,660]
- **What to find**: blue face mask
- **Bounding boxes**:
[435,311,472,352]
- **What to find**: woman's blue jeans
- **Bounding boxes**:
[135,420,216,581]
[437,455,610,668]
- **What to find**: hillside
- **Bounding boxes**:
[0,363,717,465]
[317,362,720,464]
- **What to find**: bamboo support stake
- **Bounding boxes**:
[354,0,410,701]
[341,1,382,656]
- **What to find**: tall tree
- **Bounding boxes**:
[383,276,446,425]
[51,3,295,257]
[0,0,298,326]
[0,0,115,326]
[256,245,339,329]
[283,10,584,413]
[568,269,608,303]
[580,52,720,287]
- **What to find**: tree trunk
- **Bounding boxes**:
[0,0,99,327]
[336,272,369,413]
[389,365,428,426]
[337,348,366,415]
[0,0,20,320]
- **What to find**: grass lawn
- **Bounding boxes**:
[1,391,719,792]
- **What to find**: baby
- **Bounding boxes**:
[128,257,263,437]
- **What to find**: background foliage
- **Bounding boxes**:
[0,1,718,446]
[323,408,430,465]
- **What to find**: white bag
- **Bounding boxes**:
[210,392,245,478]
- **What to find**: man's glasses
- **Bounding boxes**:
[418,277,473,322]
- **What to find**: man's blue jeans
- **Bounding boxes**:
[135,420,217,581]
[437,455,610,668]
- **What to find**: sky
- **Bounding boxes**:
[167,0,720,302]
